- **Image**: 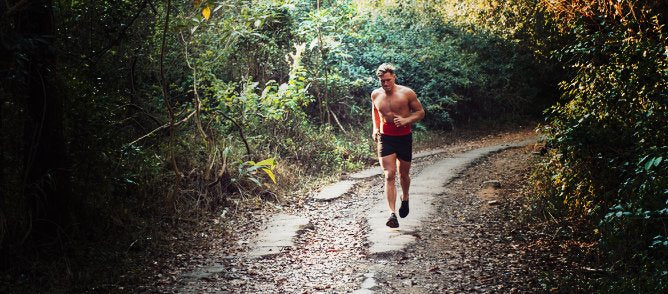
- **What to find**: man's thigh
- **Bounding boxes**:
[379,153,398,172]
[397,158,411,176]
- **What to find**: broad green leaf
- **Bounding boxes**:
[249,177,261,187]
[644,157,656,171]
[245,165,264,172]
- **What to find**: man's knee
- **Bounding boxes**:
[399,172,410,182]
[384,169,396,182]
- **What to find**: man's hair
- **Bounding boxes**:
[376,63,396,77]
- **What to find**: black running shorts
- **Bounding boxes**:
[377,133,413,162]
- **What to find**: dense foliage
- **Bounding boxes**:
[533,0,667,291]
[1,1,547,286]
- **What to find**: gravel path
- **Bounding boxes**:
[369,146,550,293]
[157,129,558,293]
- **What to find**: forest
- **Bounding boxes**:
[1,0,666,292]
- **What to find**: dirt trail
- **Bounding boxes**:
[156,129,550,293]
[368,146,551,293]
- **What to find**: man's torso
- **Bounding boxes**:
[372,85,412,122]
[373,85,413,136]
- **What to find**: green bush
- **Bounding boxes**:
[535,8,667,291]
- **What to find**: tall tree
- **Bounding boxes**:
[15,0,72,247]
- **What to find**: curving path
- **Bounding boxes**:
[170,134,538,293]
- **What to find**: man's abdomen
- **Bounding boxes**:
[380,121,411,136]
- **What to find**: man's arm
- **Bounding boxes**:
[371,92,381,141]
[393,90,425,127]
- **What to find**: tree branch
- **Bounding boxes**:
[112,103,162,125]
[213,109,252,159]
[159,0,179,175]
[127,110,195,146]
[329,109,348,134]
[87,0,149,61]
[180,32,209,143]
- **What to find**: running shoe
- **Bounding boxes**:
[386,213,399,228]
[399,200,409,218]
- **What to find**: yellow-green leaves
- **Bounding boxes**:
[249,158,277,184]
[195,0,211,20]
[254,158,277,184]
[235,158,278,191]
[202,6,211,20]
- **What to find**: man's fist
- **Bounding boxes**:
[393,115,407,127]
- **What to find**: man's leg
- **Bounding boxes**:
[380,153,399,228]
[380,153,398,213]
[397,158,411,218]
[397,158,411,201]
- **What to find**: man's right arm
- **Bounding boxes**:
[371,91,380,142]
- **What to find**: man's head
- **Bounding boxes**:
[376,63,396,93]
[376,63,395,77]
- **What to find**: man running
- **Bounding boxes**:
[371,63,425,228]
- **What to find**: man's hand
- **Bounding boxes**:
[372,130,379,142]
[393,115,409,127]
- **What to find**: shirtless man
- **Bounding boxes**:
[371,63,425,228]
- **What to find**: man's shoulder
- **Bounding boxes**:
[397,85,416,96]
[371,88,384,97]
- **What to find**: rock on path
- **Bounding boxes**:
[247,214,310,258]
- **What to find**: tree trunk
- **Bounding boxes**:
[17,0,73,248]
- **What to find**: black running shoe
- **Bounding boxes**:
[399,200,409,218]
[386,213,399,228]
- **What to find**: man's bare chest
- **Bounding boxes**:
[375,95,409,114]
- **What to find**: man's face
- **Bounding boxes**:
[379,72,395,92]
